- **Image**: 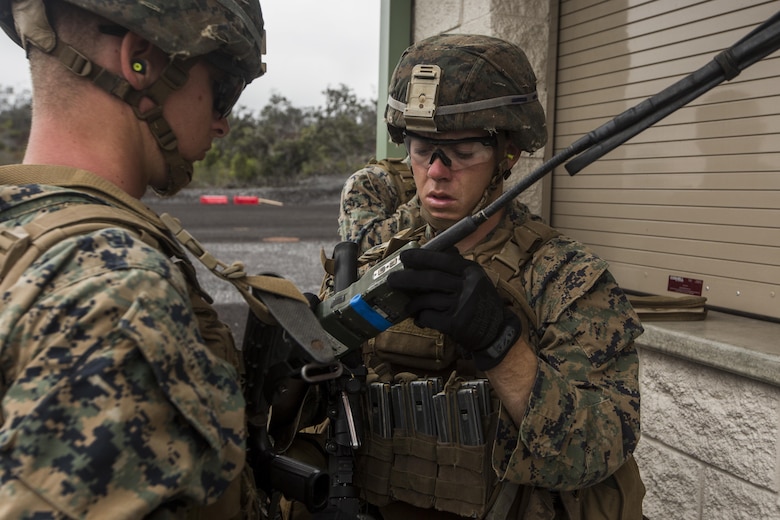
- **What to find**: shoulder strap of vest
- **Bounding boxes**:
[0,166,163,223]
[159,214,327,335]
[0,203,179,293]
[369,157,415,206]
[486,219,561,326]
[489,219,560,278]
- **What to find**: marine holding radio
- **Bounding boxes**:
[312,34,648,520]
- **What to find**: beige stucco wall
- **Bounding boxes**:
[638,348,780,519]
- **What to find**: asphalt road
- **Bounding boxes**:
[144,197,343,345]
[144,201,342,243]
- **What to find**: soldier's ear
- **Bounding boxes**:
[499,143,522,178]
[504,144,521,169]
[119,31,161,89]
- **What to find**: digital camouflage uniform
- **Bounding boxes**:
[338,158,421,253]
[0,166,251,519]
[333,181,645,518]
[466,205,643,489]
[333,34,646,520]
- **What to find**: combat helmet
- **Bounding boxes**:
[0,0,266,195]
[386,33,547,155]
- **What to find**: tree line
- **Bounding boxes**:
[0,86,31,166]
[0,84,377,187]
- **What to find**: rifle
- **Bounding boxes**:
[242,243,370,519]
[315,9,780,350]
[314,241,368,519]
[242,289,332,514]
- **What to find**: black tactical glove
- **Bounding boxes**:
[387,247,523,371]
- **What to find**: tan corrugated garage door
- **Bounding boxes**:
[551,0,780,321]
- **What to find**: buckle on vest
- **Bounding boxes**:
[0,227,31,281]
[160,213,220,271]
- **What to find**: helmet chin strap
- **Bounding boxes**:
[12,0,194,196]
[128,59,198,197]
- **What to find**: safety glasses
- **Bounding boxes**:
[203,55,247,119]
[403,131,498,171]
[211,74,245,119]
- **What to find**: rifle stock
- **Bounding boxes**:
[242,242,366,517]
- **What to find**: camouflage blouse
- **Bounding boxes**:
[0,168,245,519]
[338,163,422,252]
[479,205,644,489]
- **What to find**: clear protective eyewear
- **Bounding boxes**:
[403,131,498,171]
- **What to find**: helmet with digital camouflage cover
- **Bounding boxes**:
[0,0,266,83]
[0,0,266,195]
[386,33,547,154]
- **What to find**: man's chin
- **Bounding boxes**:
[421,205,462,231]
[426,206,463,222]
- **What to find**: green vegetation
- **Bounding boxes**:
[0,84,377,187]
[0,86,32,165]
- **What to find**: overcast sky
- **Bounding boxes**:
[0,1,381,112]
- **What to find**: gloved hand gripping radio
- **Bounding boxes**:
[386,247,523,370]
